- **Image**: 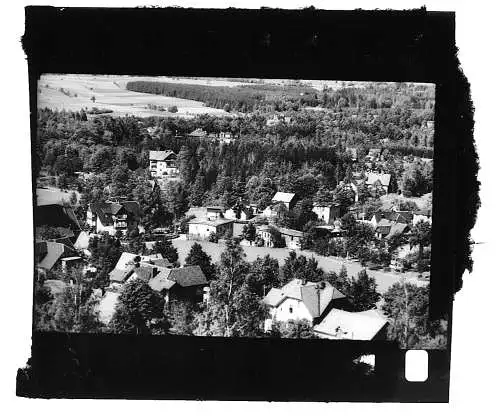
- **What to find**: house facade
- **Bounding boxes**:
[149,150,179,178]
[312,203,342,225]
[188,219,234,240]
[263,279,346,328]
[87,201,141,236]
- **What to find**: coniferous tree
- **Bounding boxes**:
[185,242,216,282]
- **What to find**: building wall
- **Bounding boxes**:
[270,298,313,323]
[188,223,217,239]
[283,234,301,250]
[313,206,334,224]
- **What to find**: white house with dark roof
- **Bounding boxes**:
[366,172,392,195]
[262,279,346,328]
[87,201,141,236]
[149,150,178,178]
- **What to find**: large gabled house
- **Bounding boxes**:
[262,279,347,327]
[149,150,179,178]
[87,201,141,236]
[365,172,392,195]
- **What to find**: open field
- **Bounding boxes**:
[173,238,426,294]
[36,187,80,206]
[38,74,230,118]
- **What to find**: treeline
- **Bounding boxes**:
[126,81,321,112]
[321,83,435,110]
[126,80,435,115]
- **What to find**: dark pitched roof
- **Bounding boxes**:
[263,279,344,319]
[149,150,176,161]
[37,241,75,271]
[148,265,208,291]
[35,204,81,232]
[134,265,158,282]
[169,266,208,287]
[89,201,141,225]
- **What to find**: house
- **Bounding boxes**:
[187,208,234,240]
[108,252,166,285]
[262,279,346,327]
[374,219,409,240]
[206,205,225,220]
[255,225,303,249]
[148,265,209,304]
[271,192,298,210]
[36,240,81,273]
[413,209,432,225]
[149,150,179,178]
[279,227,304,250]
[223,206,253,221]
[87,200,141,236]
[209,131,237,144]
[370,211,412,229]
[188,218,234,240]
[256,225,274,247]
[188,128,207,138]
[312,202,343,225]
[263,191,298,217]
[313,309,388,340]
[266,115,292,127]
[365,172,392,195]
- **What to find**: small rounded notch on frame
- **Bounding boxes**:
[405,350,428,382]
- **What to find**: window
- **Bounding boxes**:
[289,307,293,314]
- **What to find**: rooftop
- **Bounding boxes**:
[313,309,388,340]
[263,278,345,319]
[272,192,296,203]
[149,150,176,161]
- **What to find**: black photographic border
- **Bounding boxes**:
[19,6,478,402]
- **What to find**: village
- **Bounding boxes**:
[33,78,444,348]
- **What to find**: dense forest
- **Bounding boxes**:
[126,80,435,114]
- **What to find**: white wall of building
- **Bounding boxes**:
[270,298,313,323]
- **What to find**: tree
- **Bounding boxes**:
[242,222,256,243]
[408,220,432,270]
[153,238,179,265]
[110,278,166,334]
[194,239,265,337]
[282,251,324,284]
[88,233,123,292]
[382,282,434,347]
[168,105,178,113]
[185,242,216,282]
[272,319,316,339]
[247,255,281,296]
[346,269,380,311]
[91,95,96,103]
[268,225,286,248]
